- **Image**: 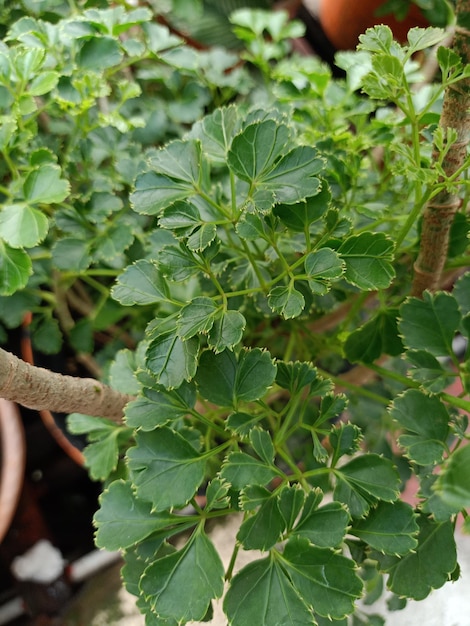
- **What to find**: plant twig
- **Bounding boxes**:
[412,0,470,296]
[0,348,132,422]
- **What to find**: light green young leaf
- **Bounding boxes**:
[224,557,316,626]
[94,480,182,550]
[0,243,32,295]
[406,27,446,54]
[399,291,461,357]
[140,528,224,622]
[207,309,246,353]
[146,330,199,389]
[268,283,305,319]
[28,70,59,95]
[23,164,69,204]
[127,427,205,510]
[351,501,419,555]
[112,260,169,306]
[390,389,449,465]
[0,204,48,248]
[282,538,363,619]
[374,517,456,600]
[338,232,395,290]
[434,444,470,509]
[109,348,141,395]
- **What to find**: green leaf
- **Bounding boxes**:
[51,238,91,272]
[282,538,363,619]
[28,70,59,96]
[78,36,123,70]
[207,309,246,352]
[406,350,454,393]
[268,283,305,319]
[390,389,449,465]
[146,330,199,389]
[23,164,69,204]
[275,361,319,393]
[109,349,141,395]
[0,204,49,248]
[305,248,344,294]
[375,517,456,600]
[31,315,62,354]
[94,480,181,550]
[237,495,286,550]
[159,201,200,235]
[351,501,418,555]
[338,233,395,290]
[334,454,400,517]
[221,452,279,490]
[127,427,205,510]
[0,243,32,295]
[187,222,217,251]
[434,444,470,509]
[273,183,330,231]
[228,120,291,182]
[196,348,276,407]
[131,172,193,215]
[188,105,241,163]
[293,491,349,548]
[177,297,218,339]
[278,485,305,532]
[112,260,169,306]
[329,423,363,464]
[250,428,275,465]
[224,557,316,626]
[140,528,224,622]
[157,244,201,282]
[399,291,461,357]
[148,139,202,184]
[452,271,470,316]
[125,382,196,430]
[406,27,446,54]
[344,309,403,364]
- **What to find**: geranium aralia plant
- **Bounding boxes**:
[1,0,470,624]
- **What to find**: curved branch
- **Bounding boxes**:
[0,348,132,423]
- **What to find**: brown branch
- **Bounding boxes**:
[412,0,470,296]
[0,348,132,423]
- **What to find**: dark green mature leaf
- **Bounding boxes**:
[0,243,32,295]
[146,330,199,389]
[399,291,461,357]
[453,272,470,315]
[159,201,200,234]
[130,172,193,215]
[237,495,286,550]
[127,427,206,510]
[351,501,418,555]
[344,309,403,364]
[250,428,275,465]
[196,348,276,406]
[157,244,201,281]
[187,223,217,251]
[0,204,48,248]
[112,260,169,305]
[338,233,395,290]
[334,454,400,517]
[140,528,224,622]
[78,36,123,70]
[51,238,91,272]
[405,350,455,393]
[82,432,120,480]
[278,484,305,532]
[94,480,182,550]
[273,183,330,231]
[23,164,69,204]
[374,516,456,600]
[268,283,305,319]
[275,361,319,393]
[282,538,363,619]
[293,491,349,548]
[221,452,279,489]
[177,297,218,339]
[224,557,316,626]
[207,309,246,352]
[305,248,344,294]
[228,120,291,182]
[188,105,241,163]
[148,139,202,184]
[434,444,470,509]
[125,382,196,430]
[390,390,449,465]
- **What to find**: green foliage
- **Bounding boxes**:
[3,2,470,625]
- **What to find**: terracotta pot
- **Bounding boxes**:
[318,0,430,50]
[0,399,26,543]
